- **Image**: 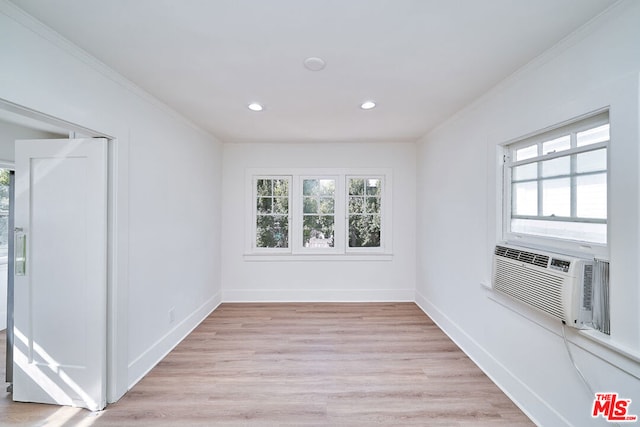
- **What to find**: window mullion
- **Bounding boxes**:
[570,132,577,218]
[536,142,543,216]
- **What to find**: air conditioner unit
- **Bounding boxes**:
[492,244,594,329]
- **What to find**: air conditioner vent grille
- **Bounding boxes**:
[582,264,593,311]
[494,258,565,320]
[495,245,549,268]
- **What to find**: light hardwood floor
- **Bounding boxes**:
[1,303,533,426]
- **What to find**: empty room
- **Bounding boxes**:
[1,0,639,425]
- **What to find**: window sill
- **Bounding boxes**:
[243,252,393,262]
[578,329,640,366]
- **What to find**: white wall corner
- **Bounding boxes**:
[127,292,222,390]
[414,290,572,427]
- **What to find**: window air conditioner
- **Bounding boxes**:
[492,244,594,329]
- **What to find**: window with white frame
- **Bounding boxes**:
[255,177,290,249]
[504,112,609,248]
[249,170,390,256]
[302,178,336,248]
[347,177,382,248]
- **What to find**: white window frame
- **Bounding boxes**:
[245,168,392,259]
[345,175,387,254]
[295,175,343,254]
[251,175,292,254]
[502,111,609,258]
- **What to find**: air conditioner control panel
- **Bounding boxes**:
[550,258,571,273]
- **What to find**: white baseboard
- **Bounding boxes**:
[223,288,414,302]
[414,290,570,427]
[127,291,222,389]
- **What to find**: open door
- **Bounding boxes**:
[12,138,107,410]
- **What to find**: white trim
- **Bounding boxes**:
[243,253,393,262]
[0,159,14,169]
[223,288,412,302]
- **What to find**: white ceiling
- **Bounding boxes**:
[10,0,617,143]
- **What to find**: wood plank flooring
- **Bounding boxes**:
[1,303,533,426]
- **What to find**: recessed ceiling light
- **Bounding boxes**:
[303,57,326,71]
[360,101,376,110]
[248,102,263,112]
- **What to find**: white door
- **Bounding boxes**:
[12,138,107,411]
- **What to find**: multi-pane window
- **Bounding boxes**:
[255,177,290,248]
[302,178,335,248]
[250,171,389,255]
[506,113,609,245]
[347,177,382,248]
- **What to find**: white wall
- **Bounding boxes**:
[416,1,640,425]
[0,1,223,401]
[222,142,416,301]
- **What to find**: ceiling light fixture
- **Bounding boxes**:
[303,57,326,71]
[248,102,263,112]
[360,101,376,110]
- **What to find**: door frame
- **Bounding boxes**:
[0,97,128,404]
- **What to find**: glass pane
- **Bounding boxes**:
[319,197,334,214]
[256,179,271,196]
[0,169,9,260]
[542,178,570,217]
[366,179,381,195]
[303,179,318,196]
[348,178,364,195]
[303,197,318,214]
[541,156,570,177]
[576,148,606,173]
[510,218,606,244]
[542,135,570,155]
[515,144,537,161]
[273,197,288,214]
[512,181,537,216]
[303,215,334,248]
[318,179,335,196]
[273,179,289,197]
[577,174,607,219]
[577,124,610,147]
[256,215,289,248]
[348,197,364,214]
[512,163,537,181]
[256,197,272,214]
[348,215,381,247]
[366,197,380,213]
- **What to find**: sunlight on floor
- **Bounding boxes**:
[42,406,103,427]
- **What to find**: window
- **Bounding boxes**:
[255,177,290,249]
[348,177,382,248]
[248,170,391,256]
[504,112,609,248]
[302,178,335,248]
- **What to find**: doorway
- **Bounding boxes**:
[0,100,120,409]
